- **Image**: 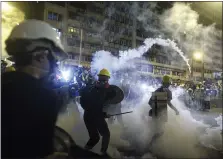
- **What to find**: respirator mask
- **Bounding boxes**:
[96,79,110,88]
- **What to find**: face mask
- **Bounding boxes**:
[96,80,110,88]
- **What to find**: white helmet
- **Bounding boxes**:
[6,19,67,59]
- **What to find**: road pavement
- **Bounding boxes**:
[190,108,222,127]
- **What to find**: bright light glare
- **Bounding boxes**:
[2,2,13,12]
[193,52,202,60]
[73,76,77,84]
[61,70,70,81]
[141,83,149,90]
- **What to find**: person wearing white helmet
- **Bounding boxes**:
[2,20,68,158]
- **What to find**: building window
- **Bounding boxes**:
[68,54,72,59]
[124,18,129,24]
[68,26,79,34]
[85,43,90,50]
[85,55,92,62]
[48,11,62,21]
[154,68,161,75]
[68,11,78,20]
[67,38,80,46]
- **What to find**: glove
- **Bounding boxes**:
[176,110,180,115]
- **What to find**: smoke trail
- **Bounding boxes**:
[91,37,191,74]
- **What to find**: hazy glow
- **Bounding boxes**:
[193,51,203,60]
[2,2,13,12]
[61,70,71,81]
[2,2,25,58]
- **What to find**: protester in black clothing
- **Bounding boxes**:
[80,68,115,155]
[148,75,179,148]
[2,20,68,158]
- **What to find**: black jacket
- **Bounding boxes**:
[2,71,60,158]
[80,84,114,115]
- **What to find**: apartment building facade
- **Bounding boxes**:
[22,1,221,82]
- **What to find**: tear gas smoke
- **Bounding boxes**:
[160,2,222,64]
[91,37,191,74]
[134,2,221,69]
[97,2,115,35]
[98,2,125,44]
[57,85,222,158]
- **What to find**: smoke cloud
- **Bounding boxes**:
[159,2,222,64]
[91,37,190,76]
[57,85,222,158]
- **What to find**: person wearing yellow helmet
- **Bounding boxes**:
[148,75,179,148]
[80,68,114,156]
[98,68,111,77]
[2,20,68,158]
[94,68,111,89]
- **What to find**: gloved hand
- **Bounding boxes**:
[175,110,180,115]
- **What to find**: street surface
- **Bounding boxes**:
[191,108,222,127]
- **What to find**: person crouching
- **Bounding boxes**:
[80,69,115,155]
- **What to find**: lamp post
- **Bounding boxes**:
[78,28,83,66]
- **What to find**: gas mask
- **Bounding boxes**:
[96,80,110,88]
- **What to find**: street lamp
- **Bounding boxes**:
[191,51,204,82]
[193,51,203,61]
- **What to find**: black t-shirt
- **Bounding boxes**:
[80,84,113,115]
[2,71,60,158]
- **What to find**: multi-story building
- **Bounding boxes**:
[11,1,222,82]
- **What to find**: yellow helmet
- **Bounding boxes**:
[162,75,171,84]
[98,69,110,77]
[5,66,16,72]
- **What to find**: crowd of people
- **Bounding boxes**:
[182,81,222,111]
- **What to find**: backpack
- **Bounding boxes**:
[148,87,168,121]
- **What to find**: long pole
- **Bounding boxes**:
[79,29,83,66]
[109,111,133,117]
